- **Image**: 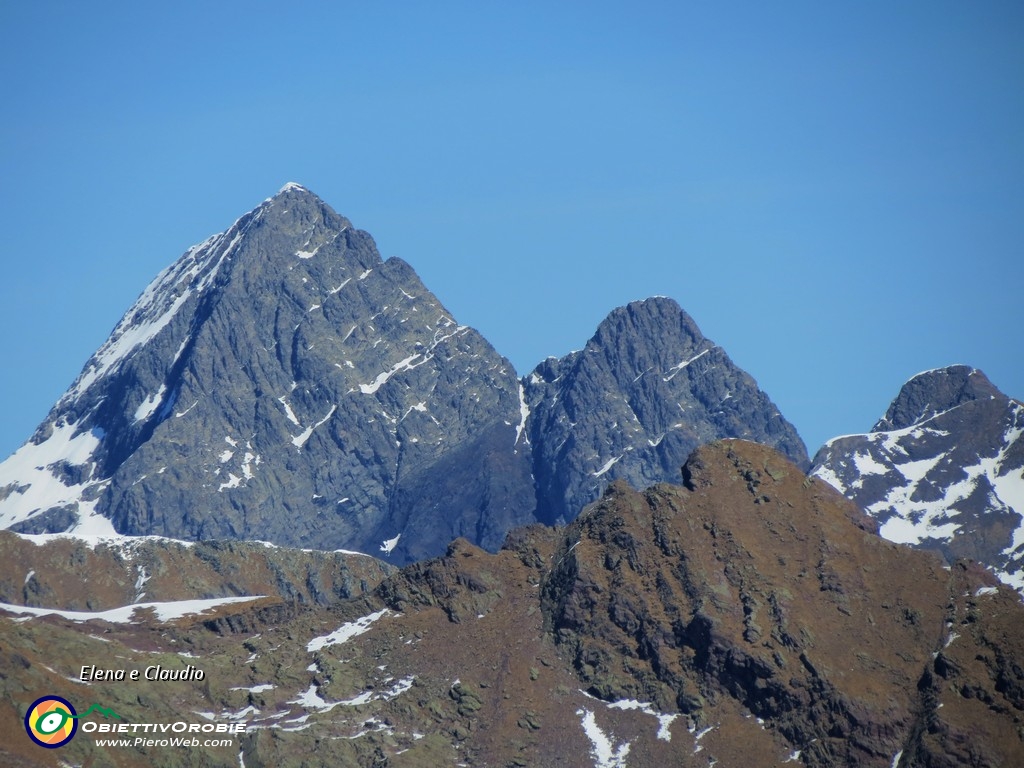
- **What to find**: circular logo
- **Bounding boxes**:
[25,696,77,748]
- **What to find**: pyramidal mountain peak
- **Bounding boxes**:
[1,186,535,561]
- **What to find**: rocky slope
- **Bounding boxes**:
[0,185,804,564]
[0,530,392,612]
[3,440,1020,767]
[812,366,1024,591]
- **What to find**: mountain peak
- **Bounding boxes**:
[0,191,804,566]
[873,365,1003,431]
[525,297,808,525]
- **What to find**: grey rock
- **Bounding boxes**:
[524,297,809,525]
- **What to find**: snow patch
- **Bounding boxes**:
[606,699,678,741]
[338,676,415,707]
[278,395,300,427]
[133,565,150,602]
[360,355,424,395]
[289,684,337,712]
[663,348,710,382]
[67,499,120,536]
[0,595,265,624]
[0,421,106,530]
[515,383,530,448]
[175,400,199,418]
[231,684,276,694]
[218,473,242,492]
[577,709,631,768]
[292,405,337,449]
[133,385,169,423]
[592,456,622,478]
[307,608,392,652]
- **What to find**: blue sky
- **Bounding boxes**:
[1,1,1021,460]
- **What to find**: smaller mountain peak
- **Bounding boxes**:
[874,365,1002,432]
[278,181,308,194]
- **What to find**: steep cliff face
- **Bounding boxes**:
[525,298,808,525]
[812,366,1024,591]
[0,184,536,563]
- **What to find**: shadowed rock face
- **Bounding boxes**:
[812,366,1024,591]
[0,187,807,564]
[2,441,1021,767]
[524,298,808,526]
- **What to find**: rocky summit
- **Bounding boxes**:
[0,185,804,563]
[2,441,1021,767]
[812,365,1024,591]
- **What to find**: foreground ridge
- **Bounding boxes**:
[3,441,1020,766]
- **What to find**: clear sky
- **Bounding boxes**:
[1,1,1021,461]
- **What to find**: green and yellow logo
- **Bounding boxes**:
[25,696,120,748]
